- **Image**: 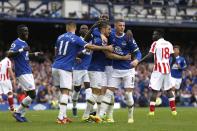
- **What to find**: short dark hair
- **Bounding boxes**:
[17,24,27,33]
[98,21,110,31]
[66,21,76,29]
[174,45,180,49]
[154,29,165,37]
[115,19,125,24]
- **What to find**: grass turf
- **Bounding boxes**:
[0,107,197,131]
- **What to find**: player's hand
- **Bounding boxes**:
[101,34,108,45]
[23,46,30,51]
[126,30,133,42]
[76,57,82,64]
[34,52,44,56]
[123,54,131,60]
[130,59,139,67]
[105,45,114,52]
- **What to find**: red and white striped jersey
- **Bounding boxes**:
[0,57,12,81]
[149,38,174,74]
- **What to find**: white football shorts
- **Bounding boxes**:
[52,68,72,90]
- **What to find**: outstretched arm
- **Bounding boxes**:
[138,52,154,64]
[104,51,131,60]
[7,46,30,58]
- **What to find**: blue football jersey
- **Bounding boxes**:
[109,33,140,70]
[91,27,116,66]
[9,38,32,77]
[74,37,92,70]
[88,34,108,72]
[52,32,87,71]
[170,56,187,79]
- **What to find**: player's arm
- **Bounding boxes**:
[85,44,113,52]
[130,49,142,67]
[138,52,154,65]
[84,22,100,42]
[7,46,30,58]
[29,52,43,57]
[8,67,16,88]
[103,51,131,60]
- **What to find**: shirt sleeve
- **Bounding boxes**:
[9,42,20,52]
[76,36,88,47]
[169,43,174,54]
[149,41,157,53]
[180,57,187,69]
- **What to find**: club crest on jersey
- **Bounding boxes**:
[121,41,127,46]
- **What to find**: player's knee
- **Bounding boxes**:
[166,90,174,98]
[84,82,90,89]
[27,90,36,100]
[74,86,81,92]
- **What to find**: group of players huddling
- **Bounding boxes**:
[0,14,187,124]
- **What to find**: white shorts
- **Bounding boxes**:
[149,71,172,91]
[105,66,113,87]
[73,70,90,86]
[171,77,182,90]
[88,71,107,89]
[0,80,13,94]
[52,68,72,90]
[17,74,35,91]
[108,69,135,88]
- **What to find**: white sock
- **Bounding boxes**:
[58,94,68,120]
[99,89,113,118]
[83,94,97,118]
[72,90,80,108]
[16,96,32,116]
[85,88,92,100]
[96,95,103,115]
[125,92,134,119]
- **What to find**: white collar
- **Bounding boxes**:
[18,38,26,43]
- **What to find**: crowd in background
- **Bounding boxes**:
[1,49,196,108]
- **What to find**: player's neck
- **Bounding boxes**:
[115,32,124,37]
[18,37,26,42]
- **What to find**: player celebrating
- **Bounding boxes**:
[170,45,187,93]
[0,51,16,112]
[82,21,131,122]
[52,21,113,124]
[72,24,92,117]
[89,19,141,123]
[8,25,42,122]
[138,29,177,116]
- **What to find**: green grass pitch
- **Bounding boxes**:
[0,107,197,131]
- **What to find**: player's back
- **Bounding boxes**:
[0,57,11,82]
[52,32,86,71]
[151,38,173,74]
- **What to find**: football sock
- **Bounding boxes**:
[125,92,134,119]
[8,94,14,111]
[58,94,68,120]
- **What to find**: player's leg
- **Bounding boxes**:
[14,74,36,122]
[2,80,14,112]
[72,70,83,117]
[148,72,163,116]
[164,74,177,115]
[57,69,72,124]
[82,71,99,121]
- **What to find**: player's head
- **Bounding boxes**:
[17,24,29,40]
[174,45,180,56]
[152,29,164,41]
[114,19,125,35]
[98,21,111,37]
[99,13,109,22]
[66,21,77,32]
[79,25,88,37]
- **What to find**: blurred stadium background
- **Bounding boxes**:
[0,0,196,111]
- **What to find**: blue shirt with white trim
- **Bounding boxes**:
[109,33,141,70]
[52,32,87,71]
[9,38,32,77]
[170,56,187,79]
